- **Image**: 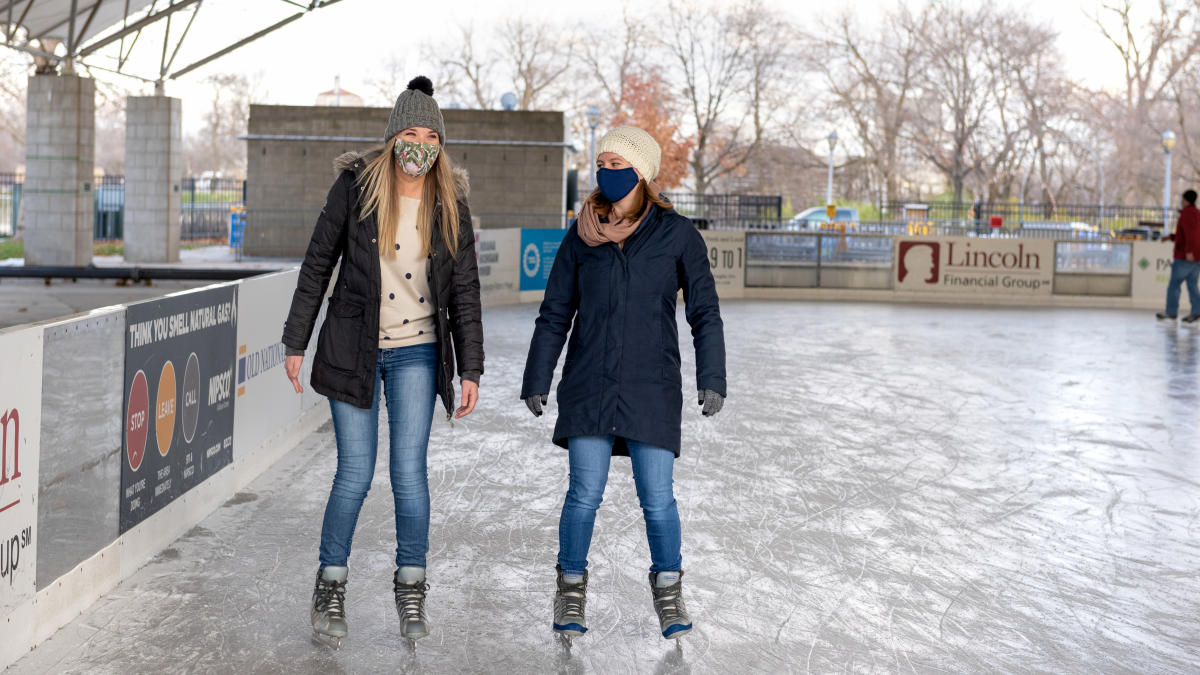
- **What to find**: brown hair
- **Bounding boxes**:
[584,180,673,221]
[357,135,461,258]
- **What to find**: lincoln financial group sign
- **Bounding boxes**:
[894,237,1054,295]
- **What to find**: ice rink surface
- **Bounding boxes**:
[12,301,1200,674]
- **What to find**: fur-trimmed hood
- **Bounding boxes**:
[333,146,470,200]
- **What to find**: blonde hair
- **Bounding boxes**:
[585,181,673,221]
[358,135,461,258]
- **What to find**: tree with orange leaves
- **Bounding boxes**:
[611,71,694,190]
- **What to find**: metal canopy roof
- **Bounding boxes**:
[3,0,157,46]
[2,0,345,85]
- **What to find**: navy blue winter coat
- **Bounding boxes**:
[521,205,726,456]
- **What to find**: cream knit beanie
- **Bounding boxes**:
[596,125,661,181]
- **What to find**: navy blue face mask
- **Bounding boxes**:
[596,167,640,203]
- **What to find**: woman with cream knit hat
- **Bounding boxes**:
[522,125,727,642]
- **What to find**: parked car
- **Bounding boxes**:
[785,206,859,231]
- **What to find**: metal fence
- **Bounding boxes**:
[182,177,245,241]
[665,192,782,229]
[0,173,18,237]
[881,200,1169,230]
[94,175,124,240]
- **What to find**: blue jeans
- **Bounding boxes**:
[558,436,682,576]
[1165,259,1200,316]
[319,343,437,569]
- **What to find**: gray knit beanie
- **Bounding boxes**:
[384,76,446,142]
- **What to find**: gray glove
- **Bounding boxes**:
[525,394,549,417]
[699,389,724,417]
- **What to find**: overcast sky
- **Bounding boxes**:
[76,0,1129,135]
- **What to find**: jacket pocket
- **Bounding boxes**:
[317,298,365,374]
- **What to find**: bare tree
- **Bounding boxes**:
[186,73,259,175]
[1091,0,1200,202]
[430,23,496,109]
[577,8,647,113]
[811,4,925,206]
[663,0,777,195]
[498,17,573,110]
[908,1,997,206]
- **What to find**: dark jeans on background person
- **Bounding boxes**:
[319,343,437,569]
[1165,259,1200,317]
[558,435,683,576]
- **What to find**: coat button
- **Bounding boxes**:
[371,238,376,243]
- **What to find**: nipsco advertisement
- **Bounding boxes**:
[120,287,238,532]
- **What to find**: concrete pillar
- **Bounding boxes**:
[24,74,95,266]
[123,96,182,263]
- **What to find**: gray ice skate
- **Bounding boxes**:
[553,565,588,644]
[393,566,430,647]
[311,565,349,650]
[649,570,692,639]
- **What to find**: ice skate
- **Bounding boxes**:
[1156,312,1177,320]
[649,571,692,640]
[393,566,430,647]
[553,566,588,644]
[311,566,349,650]
[1183,314,1200,324]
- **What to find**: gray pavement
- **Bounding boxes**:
[8,301,1200,674]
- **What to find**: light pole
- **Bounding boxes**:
[586,106,600,193]
[1057,136,1105,227]
[825,131,838,216]
[1162,129,1176,235]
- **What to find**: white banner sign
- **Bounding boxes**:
[894,237,1054,295]
[476,229,521,306]
[0,326,41,617]
[701,230,746,299]
[1131,241,1176,307]
[234,271,304,457]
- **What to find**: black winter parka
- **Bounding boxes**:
[521,205,726,456]
[282,150,484,418]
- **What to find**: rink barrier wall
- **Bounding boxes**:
[736,232,1177,310]
[0,270,331,671]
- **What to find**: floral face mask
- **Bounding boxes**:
[394,139,440,178]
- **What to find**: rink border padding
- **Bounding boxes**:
[1,273,332,671]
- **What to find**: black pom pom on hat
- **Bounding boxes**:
[407,76,434,97]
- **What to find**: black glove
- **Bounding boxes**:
[525,394,549,417]
[698,389,724,417]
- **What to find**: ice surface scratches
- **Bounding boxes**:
[11,301,1200,674]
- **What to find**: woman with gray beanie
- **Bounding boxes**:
[522,125,727,642]
[281,76,483,649]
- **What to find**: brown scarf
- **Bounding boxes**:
[576,185,659,248]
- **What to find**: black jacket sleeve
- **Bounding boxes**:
[521,229,579,398]
[281,171,352,352]
[679,226,727,397]
[449,199,484,384]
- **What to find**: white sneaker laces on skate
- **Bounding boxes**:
[394,581,428,622]
[556,585,586,621]
[653,584,687,625]
[316,580,346,619]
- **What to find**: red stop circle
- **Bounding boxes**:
[127,370,149,471]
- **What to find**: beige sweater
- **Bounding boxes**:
[378,197,436,348]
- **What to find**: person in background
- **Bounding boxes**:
[1157,189,1200,323]
[522,125,727,642]
[281,76,483,649]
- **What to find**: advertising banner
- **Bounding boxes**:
[121,286,238,532]
[701,230,747,298]
[0,326,41,617]
[234,272,303,457]
[1131,241,1177,306]
[476,229,521,305]
[520,228,567,292]
[893,237,1054,295]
